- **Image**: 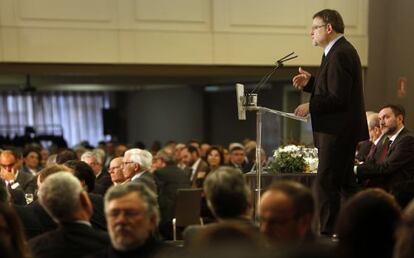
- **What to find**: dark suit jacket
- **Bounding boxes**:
[94,170,113,195]
[304,37,368,145]
[154,165,191,239]
[16,193,107,239]
[29,222,109,258]
[356,128,414,190]
[184,159,208,188]
[15,170,37,194]
[89,237,174,258]
[132,171,157,193]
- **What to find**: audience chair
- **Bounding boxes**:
[172,188,204,241]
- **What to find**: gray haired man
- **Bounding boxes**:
[90,182,173,257]
[29,172,109,258]
[122,148,157,193]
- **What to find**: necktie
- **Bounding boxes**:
[366,143,377,160]
[378,138,392,163]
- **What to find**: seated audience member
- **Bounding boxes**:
[245,148,267,173]
[14,165,71,239]
[90,182,172,258]
[0,203,32,258]
[114,144,127,158]
[173,143,186,169]
[153,148,191,239]
[190,221,266,258]
[184,167,254,246]
[195,146,225,188]
[21,147,42,176]
[355,104,414,191]
[122,148,157,193]
[355,112,382,163]
[228,143,249,173]
[55,149,77,164]
[81,151,112,195]
[29,172,109,258]
[335,188,401,258]
[259,181,321,249]
[64,160,107,231]
[108,157,126,185]
[180,145,208,188]
[199,142,211,160]
[394,199,414,258]
[0,150,37,197]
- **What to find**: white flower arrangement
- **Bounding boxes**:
[270,145,318,173]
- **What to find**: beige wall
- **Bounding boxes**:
[0,0,368,66]
[366,0,414,130]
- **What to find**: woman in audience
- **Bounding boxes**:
[0,203,32,258]
[195,146,224,188]
[335,188,401,258]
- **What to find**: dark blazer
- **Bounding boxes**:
[29,222,109,258]
[304,37,368,145]
[16,193,107,239]
[94,170,113,195]
[89,237,174,258]
[132,171,157,193]
[303,36,368,235]
[154,165,191,239]
[357,128,414,191]
[15,170,37,194]
[184,159,208,188]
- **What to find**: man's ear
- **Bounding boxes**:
[80,191,93,216]
[326,23,334,33]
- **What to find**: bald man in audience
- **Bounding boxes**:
[108,157,125,185]
[259,181,318,247]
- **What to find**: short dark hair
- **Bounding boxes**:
[381,104,406,123]
[56,149,77,164]
[335,188,401,258]
[64,160,96,192]
[186,145,200,156]
[266,181,314,218]
[204,166,250,219]
[313,9,345,34]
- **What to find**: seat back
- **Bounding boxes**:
[174,188,203,227]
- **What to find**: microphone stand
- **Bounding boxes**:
[242,52,306,222]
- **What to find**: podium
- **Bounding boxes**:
[236,83,308,220]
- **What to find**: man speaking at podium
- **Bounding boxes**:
[292,9,368,236]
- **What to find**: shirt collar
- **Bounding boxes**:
[374,133,385,145]
[324,35,344,57]
[389,126,404,143]
[191,158,201,170]
[131,171,144,181]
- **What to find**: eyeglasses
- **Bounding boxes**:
[108,166,122,172]
[107,209,143,219]
[0,163,16,169]
[122,161,135,166]
[311,24,327,31]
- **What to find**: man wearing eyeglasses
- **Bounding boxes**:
[90,183,173,258]
[292,9,368,236]
[122,148,157,194]
[0,150,36,203]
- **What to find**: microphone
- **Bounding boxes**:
[250,52,298,94]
